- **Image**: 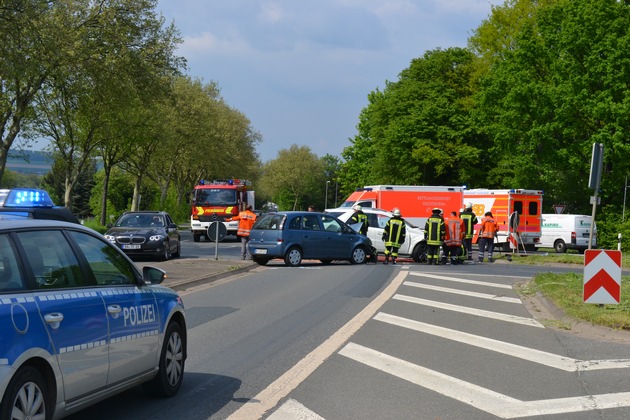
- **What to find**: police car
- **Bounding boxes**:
[0,190,187,419]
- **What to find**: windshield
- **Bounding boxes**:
[116,214,163,228]
[194,188,237,206]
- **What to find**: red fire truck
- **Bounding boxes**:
[190,179,255,242]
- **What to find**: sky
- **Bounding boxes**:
[156,0,503,163]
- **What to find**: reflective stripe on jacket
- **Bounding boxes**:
[350,212,369,235]
[479,216,498,239]
[424,215,445,246]
[444,217,465,246]
[383,217,406,247]
[460,211,478,239]
[232,210,257,237]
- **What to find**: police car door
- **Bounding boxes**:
[16,229,110,400]
[68,231,160,385]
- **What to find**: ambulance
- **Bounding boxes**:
[338,185,466,227]
[464,188,544,251]
[537,214,596,253]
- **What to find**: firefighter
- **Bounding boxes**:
[226,205,257,260]
[444,211,465,265]
[424,208,445,265]
[478,211,498,263]
[459,203,478,261]
[349,205,369,236]
[382,208,406,265]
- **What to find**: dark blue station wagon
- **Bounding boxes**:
[247,211,373,266]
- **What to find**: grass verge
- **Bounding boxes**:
[499,250,630,330]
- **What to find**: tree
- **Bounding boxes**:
[259,145,323,210]
[474,0,630,213]
[340,47,486,194]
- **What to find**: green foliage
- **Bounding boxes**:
[339,47,486,192]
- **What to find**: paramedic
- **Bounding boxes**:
[478,211,498,263]
[226,205,257,260]
[444,211,465,265]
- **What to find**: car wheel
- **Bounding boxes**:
[412,242,427,263]
[193,233,201,242]
[284,246,302,267]
[0,366,50,420]
[350,246,367,264]
[143,322,185,397]
[252,256,270,265]
[172,239,181,258]
[161,241,171,261]
[554,239,567,253]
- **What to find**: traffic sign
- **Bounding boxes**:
[552,204,565,214]
[208,221,227,242]
[584,249,621,304]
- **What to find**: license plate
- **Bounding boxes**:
[122,244,141,250]
[255,249,267,254]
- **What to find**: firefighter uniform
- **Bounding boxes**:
[459,204,478,261]
[424,208,445,265]
[382,208,406,264]
[349,205,369,236]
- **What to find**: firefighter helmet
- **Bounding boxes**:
[392,208,401,217]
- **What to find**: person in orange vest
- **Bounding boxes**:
[443,211,465,265]
[226,205,257,260]
[478,211,498,263]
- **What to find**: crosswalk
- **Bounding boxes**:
[263,268,630,419]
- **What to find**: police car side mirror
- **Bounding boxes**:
[143,266,166,285]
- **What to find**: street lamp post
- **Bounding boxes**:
[325,180,330,210]
[624,175,629,222]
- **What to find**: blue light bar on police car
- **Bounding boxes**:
[3,189,55,208]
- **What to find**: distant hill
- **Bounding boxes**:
[6,150,52,175]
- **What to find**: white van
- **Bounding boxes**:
[538,214,597,253]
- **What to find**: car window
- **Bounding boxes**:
[288,216,301,230]
[0,234,24,292]
[254,214,285,230]
[302,215,321,231]
[377,214,390,228]
[367,214,380,228]
[16,230,83,289]
[69,231,136,286]
[151,215,164,227]
[321,215,342,233]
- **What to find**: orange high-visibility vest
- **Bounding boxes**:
[479,216,498,239]
[232,210,257,237]
[444,217,465,246]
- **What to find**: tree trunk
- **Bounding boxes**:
[100,165,112,226]
[131,176,142,211]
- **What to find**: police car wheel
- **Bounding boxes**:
[143,322,185,397]
[1,366,50,420]
[172,240,181,258]
[412,243,427,263]
[350,246,367,264]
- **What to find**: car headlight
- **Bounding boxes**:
[104,234,116,242]
[149,235,165,241]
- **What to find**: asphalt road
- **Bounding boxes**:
[65,254,630,420]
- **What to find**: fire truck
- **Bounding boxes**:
[190,179,255,242]
[464,188,544,251]
[338,185,466,227]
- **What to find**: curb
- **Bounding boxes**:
[165,262,259,292]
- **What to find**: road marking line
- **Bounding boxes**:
[339,342,630,418]
[409,272,513,288]
[393,294,544,328]
[403,281,522,303]
[226,271,410,420]
[266,399,324,420]
[375,312,630,371]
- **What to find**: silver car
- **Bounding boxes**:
[0,219,187,419]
